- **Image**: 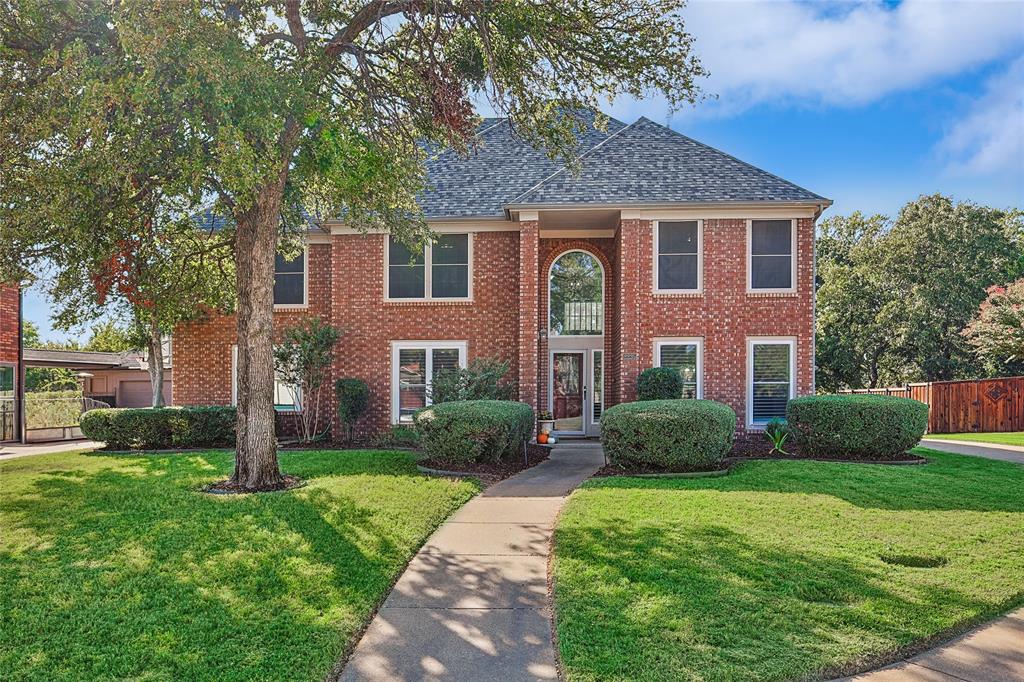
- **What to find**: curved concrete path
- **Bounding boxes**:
[836,607,1024,681]
[340,441,605,681]
[918,439,1024,465]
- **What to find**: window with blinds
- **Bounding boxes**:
[750,341,793,423]
[656,341,701,398]
[393,342,467,422]
[656,221,700,291]
[749,220,794,291]
[387,234,470,299]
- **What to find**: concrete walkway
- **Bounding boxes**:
[0,440,100,461]
[340,440,605,681]
[918,439,1024,465]
[838,607,1024,681]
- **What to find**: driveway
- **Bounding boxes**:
[918,439,1024,465]
[0,440,101,461]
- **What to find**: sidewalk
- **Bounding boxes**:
[0,440,100,461]
[837,607,1024,681]
[340,440,605,681]
[918,439,1024,465]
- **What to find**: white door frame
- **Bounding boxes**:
[549,349,589,436]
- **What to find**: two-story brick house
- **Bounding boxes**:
[173,115,831,441]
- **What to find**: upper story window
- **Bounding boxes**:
[654,339,703,398]
[748,219,796,292]
[386,234,471,300]
[549,251,603,336]
[655,221,701,292]
[747,338,795,426]
[274,250,307,307]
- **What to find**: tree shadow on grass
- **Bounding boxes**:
[0,450,475,681]
[554,522,1014,682]
[589,449,1024,512]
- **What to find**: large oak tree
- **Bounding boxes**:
[1,0,707,490]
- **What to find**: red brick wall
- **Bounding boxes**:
[0,284,19,367]
[173,216,815,441]
[624,218,816,436]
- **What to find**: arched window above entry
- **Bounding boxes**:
[549,251,603,336]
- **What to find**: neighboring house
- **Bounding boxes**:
[22,347,173,408]
[0,284,21,442]
[173,115,831,440]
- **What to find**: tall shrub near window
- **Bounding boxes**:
[429,357,516,404]
[272,319,340,443]
[336,378,370,444]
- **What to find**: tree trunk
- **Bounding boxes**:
[230,174,288,491]
[147,318,165,408]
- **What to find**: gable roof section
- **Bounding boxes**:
[418,115,629,218]
[509,117,827,208]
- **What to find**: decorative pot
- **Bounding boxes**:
[538,419,555,435]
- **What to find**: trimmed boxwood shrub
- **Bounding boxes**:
[414,400,534,465]
[637,367,684,400]
[786,395,928,460]
[600,399,736,472]
[80,406,236,450]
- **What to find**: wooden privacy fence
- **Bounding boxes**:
[839,376,1024,434]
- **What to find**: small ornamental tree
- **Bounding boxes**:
[273,319,341,443]
[429,357,516,404]
[963,279,1024,376]
[335,378,370,444]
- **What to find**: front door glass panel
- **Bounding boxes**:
[553,352,584,432]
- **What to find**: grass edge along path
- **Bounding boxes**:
[923,432,1024,447]
[553,448,1024,681]
[0,448,479,681]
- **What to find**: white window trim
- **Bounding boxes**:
[231,345,302,412]
[273,245,309,310]
[384,234,474,302]
[746,219,797,294]
[547,249,605,338]
[653,337,704,398]
[653,220,703,293]
[746,337,796,428]
[390,340,468,423]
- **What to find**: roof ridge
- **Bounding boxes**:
[507,117,638,206]
[642,118,827,202]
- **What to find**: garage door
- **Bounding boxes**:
[118,381,153,408]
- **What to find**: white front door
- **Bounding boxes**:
[550,350,603,437]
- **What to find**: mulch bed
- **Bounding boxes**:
[418,443,551,483]
[204,474,306,495]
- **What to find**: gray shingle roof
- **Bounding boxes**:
[420,115,827,218]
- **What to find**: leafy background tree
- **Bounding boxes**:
[963,280,1024,377]
[272,318,340,444]
[2,0,707,490]
[816,195,1023,390]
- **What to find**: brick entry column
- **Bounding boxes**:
[518,220,540,412]
[616,219,646,403]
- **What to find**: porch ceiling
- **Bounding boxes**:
[538,209,620,233]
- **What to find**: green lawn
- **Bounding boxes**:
[923,431,1024,447]
[554,449,1024,681]
[1,449,478,681]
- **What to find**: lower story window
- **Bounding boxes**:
[231,346,301,412]
[654,339,702,398]
[748,338,795,425]
[391,341,467,423]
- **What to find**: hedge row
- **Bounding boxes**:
[80,407,236,450]
[786,394,928,460]
[414,400,534,465]
[601,399,736,472]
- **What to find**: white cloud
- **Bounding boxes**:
[606,0,1024,120]
[936,56,1024,176]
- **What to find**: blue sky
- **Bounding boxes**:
[23,0,1024,344]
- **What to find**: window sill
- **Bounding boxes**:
[746,291,798,298]
[384,299,474,306]
[653,290,704,298]
[274,304,309,310]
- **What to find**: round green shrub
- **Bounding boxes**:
[786,395,928,460]
[414,400,534,465]
[637,367,684,400]
[600,399,736,472]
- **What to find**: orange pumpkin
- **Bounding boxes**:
[537,432,548,444]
